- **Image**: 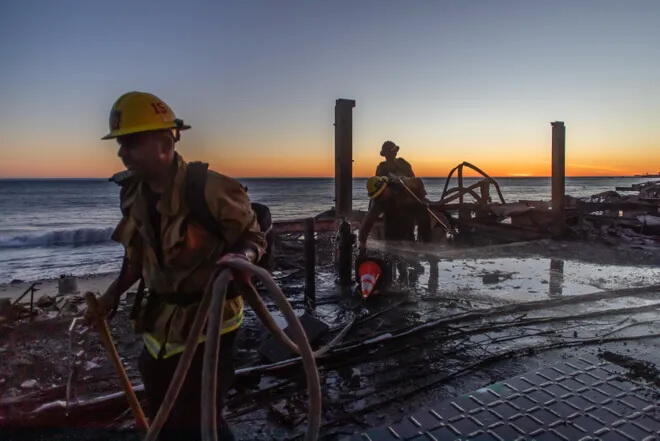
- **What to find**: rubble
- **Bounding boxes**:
[269,398,306,426]
[0,298,13,324]
[36,295,55,308]
[20,380,38,389]
[0,176,658,440]
[600,351,660,387]
[84,361,101,371]
[555,180,660,250]
[57,297,83,316]
[1,235,658,439]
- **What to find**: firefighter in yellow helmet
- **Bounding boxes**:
[358,175,430,256]
[88,91,265,441]
[101,91,191,140]
[366,176,389,199]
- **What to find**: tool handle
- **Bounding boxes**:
[85,293,149,431]
[397,177,454,233]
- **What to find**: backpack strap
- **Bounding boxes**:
[185,161,224,238]
[185,161,274,269]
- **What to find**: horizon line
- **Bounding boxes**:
[0,175,655,180]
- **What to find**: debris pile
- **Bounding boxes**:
[621,180,660,200]
[1,179,658,440]
[569,180,660,248]
[0,292,87,326]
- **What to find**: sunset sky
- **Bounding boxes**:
[1,0,659,178]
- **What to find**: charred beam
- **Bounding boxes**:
[551,121,566,233]
[334,99,356,218]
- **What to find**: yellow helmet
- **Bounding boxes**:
[101,91,190,140]
[367,176,389,199]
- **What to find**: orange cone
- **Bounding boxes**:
[358,260,382,298]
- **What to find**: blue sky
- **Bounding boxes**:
[1,0,659,177]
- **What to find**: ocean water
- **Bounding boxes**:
[0,176,655,284]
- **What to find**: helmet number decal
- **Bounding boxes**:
[150,101,169,115]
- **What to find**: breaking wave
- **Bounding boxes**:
[0,227,115,248]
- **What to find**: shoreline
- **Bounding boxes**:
[3,238,659,303]
[0,272,120,302]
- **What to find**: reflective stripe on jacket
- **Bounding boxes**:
[142,306,243,359]
[112,153,266,359]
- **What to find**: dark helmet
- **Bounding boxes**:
[380,140,399,156]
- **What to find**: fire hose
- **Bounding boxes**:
[244,283,355,358]
[395,177,457,237]
[143,258,322,441]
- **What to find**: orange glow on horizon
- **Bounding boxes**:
[0,140,657,178]
[1,158,656,178]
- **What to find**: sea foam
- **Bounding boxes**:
[0,227,115,248]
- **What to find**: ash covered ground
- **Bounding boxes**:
[1,232,659,441]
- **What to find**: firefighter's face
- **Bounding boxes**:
[117,131,173,178]
[383,150,397,160]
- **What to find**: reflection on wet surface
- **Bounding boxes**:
[279,252,660,334]
[394,256,660,303]
[238,244,659,440]
[549,258,564,297]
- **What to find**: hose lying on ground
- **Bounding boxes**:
[244,284,300,354]
[144,259,322,441]
[244,283,356,358]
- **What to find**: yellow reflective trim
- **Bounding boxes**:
[143,332,165,359]
[142,309,244,359]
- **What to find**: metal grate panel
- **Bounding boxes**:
[351,357,659,441]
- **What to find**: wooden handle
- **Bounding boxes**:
[85,293,149,431]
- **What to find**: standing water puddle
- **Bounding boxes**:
[403,257,660,303]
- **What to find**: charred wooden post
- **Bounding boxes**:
[551,121,566,232]
[480,181,490,203]
[428,257,439,294]
[475,181,491,220]
[334,99,356,218]
[337,219,354,287]
[304,218,316,312]
[457,164,470,223]
[30,285,35,321]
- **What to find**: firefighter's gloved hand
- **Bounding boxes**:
[217,253,254,285]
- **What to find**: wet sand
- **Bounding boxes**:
[0,273,121,302]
